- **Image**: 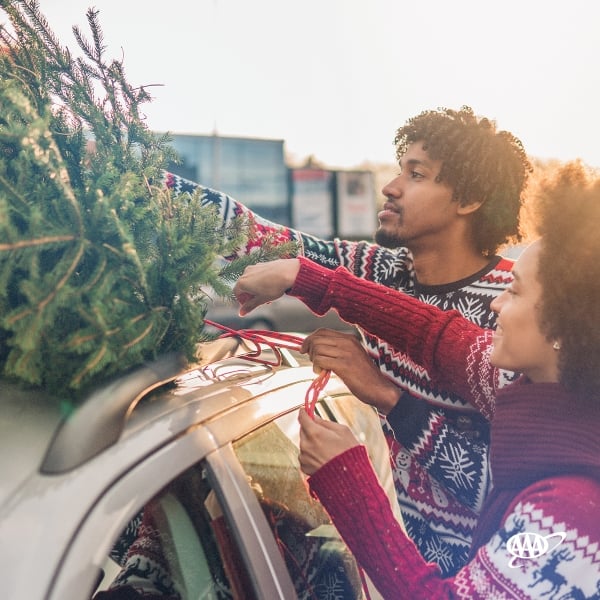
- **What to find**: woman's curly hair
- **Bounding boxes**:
[535,162,600,398]
[394,106,532,256]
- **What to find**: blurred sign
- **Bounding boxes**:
[336,171,377,239]
[290,168,335,238]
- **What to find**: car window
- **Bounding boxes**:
[232,412,365,600]
[95,396,390,600]
[96,461,250,600]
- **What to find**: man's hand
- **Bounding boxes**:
[301,329,401,414]
[298,408,361,475]
[233,258,301,315]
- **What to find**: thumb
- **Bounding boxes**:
[234,288,262,316]
[238,296,261,316]
[298,407,318,428]
[235,291,256,315]
[298,407,326,429]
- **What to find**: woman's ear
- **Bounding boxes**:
[456,199,485,216]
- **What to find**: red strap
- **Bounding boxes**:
[304,369,331,418]
[205,320,373,597]
[204,319,330,417]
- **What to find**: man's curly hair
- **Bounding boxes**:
[535,162,600,398]
[394,106,532,256]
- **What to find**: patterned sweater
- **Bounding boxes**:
[292,258,600,599]
[164,172,516,575]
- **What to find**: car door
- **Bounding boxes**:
[48,385,384,599]
[48,403,298,599]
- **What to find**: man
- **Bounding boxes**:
[165,106,532,575]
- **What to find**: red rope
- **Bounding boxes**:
[204,319,330,417]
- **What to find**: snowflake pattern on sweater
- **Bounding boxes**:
[163,172,515,576]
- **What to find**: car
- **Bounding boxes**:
[0,334,394,600]
[205,292,355,334]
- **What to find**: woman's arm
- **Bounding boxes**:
[307,440,600,599]
[235,257,498,411]
[293,257,498,413]
[299,409,459,599]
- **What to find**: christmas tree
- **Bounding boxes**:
[0,0,295,401]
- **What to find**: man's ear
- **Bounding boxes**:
[456,199,484,216]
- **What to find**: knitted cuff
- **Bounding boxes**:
[307,445,445,598]
[290,257,333,315]
[308,445,391,518]
[308,444,369,499]
[386,390,434,446]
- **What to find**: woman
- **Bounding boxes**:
[233,163,600,598]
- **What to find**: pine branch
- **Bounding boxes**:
[0,1,292,401]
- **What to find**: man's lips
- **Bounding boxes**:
[378,202,400,220]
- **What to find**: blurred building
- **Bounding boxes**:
[168,133,377,239]
[168,133,290,224]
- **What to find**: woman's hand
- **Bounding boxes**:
[298,408,361,476]
[233,258,301,315]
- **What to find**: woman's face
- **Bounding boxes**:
[490,241,559,383]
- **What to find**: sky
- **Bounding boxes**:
[12,0,600,169]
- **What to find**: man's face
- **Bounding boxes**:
[375,142,457,249]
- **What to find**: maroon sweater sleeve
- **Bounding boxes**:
[289,257,496,407]
[309,445,461,599]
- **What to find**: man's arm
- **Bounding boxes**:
[163,172,413,286]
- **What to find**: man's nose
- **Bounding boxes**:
[381,175,402,199]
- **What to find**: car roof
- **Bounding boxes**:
[0,337,310,509]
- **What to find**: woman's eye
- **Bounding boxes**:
[410,170,424,179]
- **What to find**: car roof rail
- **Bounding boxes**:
[40,353,187,475]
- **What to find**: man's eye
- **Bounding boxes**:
[410,171,424,179]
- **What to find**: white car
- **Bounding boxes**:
[0,336,391,600]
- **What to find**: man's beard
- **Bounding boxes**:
[374,226,405,249]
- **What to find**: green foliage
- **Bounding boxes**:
[0,1,285,400]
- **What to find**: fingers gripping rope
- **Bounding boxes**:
[304,369,331,418]
[204,319,330,418]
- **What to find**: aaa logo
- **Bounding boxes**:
[506,531,567,568]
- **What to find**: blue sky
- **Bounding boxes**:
[25,1,600,168]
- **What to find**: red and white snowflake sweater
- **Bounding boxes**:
[290,258,600,599]
[164,173,516,575]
